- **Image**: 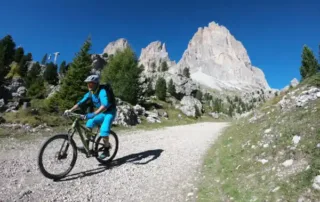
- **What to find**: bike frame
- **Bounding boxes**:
[66,113,96,154]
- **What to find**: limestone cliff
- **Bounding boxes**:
[170,21,270,92]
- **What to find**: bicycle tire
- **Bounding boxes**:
[37,134,78,180]
[95,130,119,165]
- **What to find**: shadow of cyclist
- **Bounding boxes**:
[55,149,164,182]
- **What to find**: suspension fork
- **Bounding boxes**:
[58,122,77,157]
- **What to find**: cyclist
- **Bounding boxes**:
[64,75,117,159]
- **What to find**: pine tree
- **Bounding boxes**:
[228,105,234,117]
[14,47,24,63]
[27,77,46,99]
[183,67,190,78]
[26,62,42,88]
[41,53,48,65]
[195,90,202,101]
[300,45,319,80]
[19,53,33,78]
[101,47,142,105]
[167,79,176,96]
[50,37,93,110]
[213,98,223,113]
[151,62,156,73]
[0,44,8,85]
[0,35,16,66]
[145,79,154,97]
[155,77,167,101]
[161,61,168,71]
[59,60,67,76]
[43,62,59,85]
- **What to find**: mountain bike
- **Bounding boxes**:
[37,112,119,180]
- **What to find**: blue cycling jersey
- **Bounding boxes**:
[77,88,111,109]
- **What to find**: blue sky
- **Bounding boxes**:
[1,0,319,89]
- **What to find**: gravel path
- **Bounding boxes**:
[0,122,228,202]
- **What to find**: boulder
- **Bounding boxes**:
[113,104,139,127]
[17,86,27,97]
[179,96,202,117]
[133,104,146,116]
[145,111,161,123]
[112,98,139,127]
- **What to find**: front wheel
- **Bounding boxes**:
[37,134,78,180]
[95,130,119,165]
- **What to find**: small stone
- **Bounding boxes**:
[312,175,320,190]
[264,128,272,133]
[272,186,280,192]
[187,192,194,197]
[257,159,268,164]
[317,143,320,148]
[316,92,320,98]
[282,159,293,167]
[263,144,269,148]
[292,135,301,145]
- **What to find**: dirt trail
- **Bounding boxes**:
[0,122,229,202]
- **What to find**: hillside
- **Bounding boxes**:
[197,74,320,201]
[0,21,273,132]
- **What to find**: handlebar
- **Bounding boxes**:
[63,112,86,120]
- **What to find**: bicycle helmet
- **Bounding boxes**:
[84,75,100,83]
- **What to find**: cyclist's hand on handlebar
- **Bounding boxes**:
[85,113,95,119]
[64,109,71,116]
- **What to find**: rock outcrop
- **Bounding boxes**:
[139,41,176,72]
[91,54,106,75]
[170,21,270,92]
[138,41,200,97]
[103,38,129,56]
[175,96,203,117]
[278,86,320,111]
[281,78,299,92]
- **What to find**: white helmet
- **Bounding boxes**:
[84,75,100,83]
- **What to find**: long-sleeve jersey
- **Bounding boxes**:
[77,88,111,110]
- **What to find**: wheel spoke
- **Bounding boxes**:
[38,134,77,180]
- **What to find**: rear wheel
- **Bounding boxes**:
[37,134,78,180]
[95,130,119,165]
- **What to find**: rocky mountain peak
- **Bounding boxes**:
[139,41,176,72]
[171,21,270,92]
[103,38,129,56]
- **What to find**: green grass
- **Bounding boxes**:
[197,86,320,201]
[113,99,231,133]
[300,72,320,87]
[3,108,67,127]
[1,97,231,140]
